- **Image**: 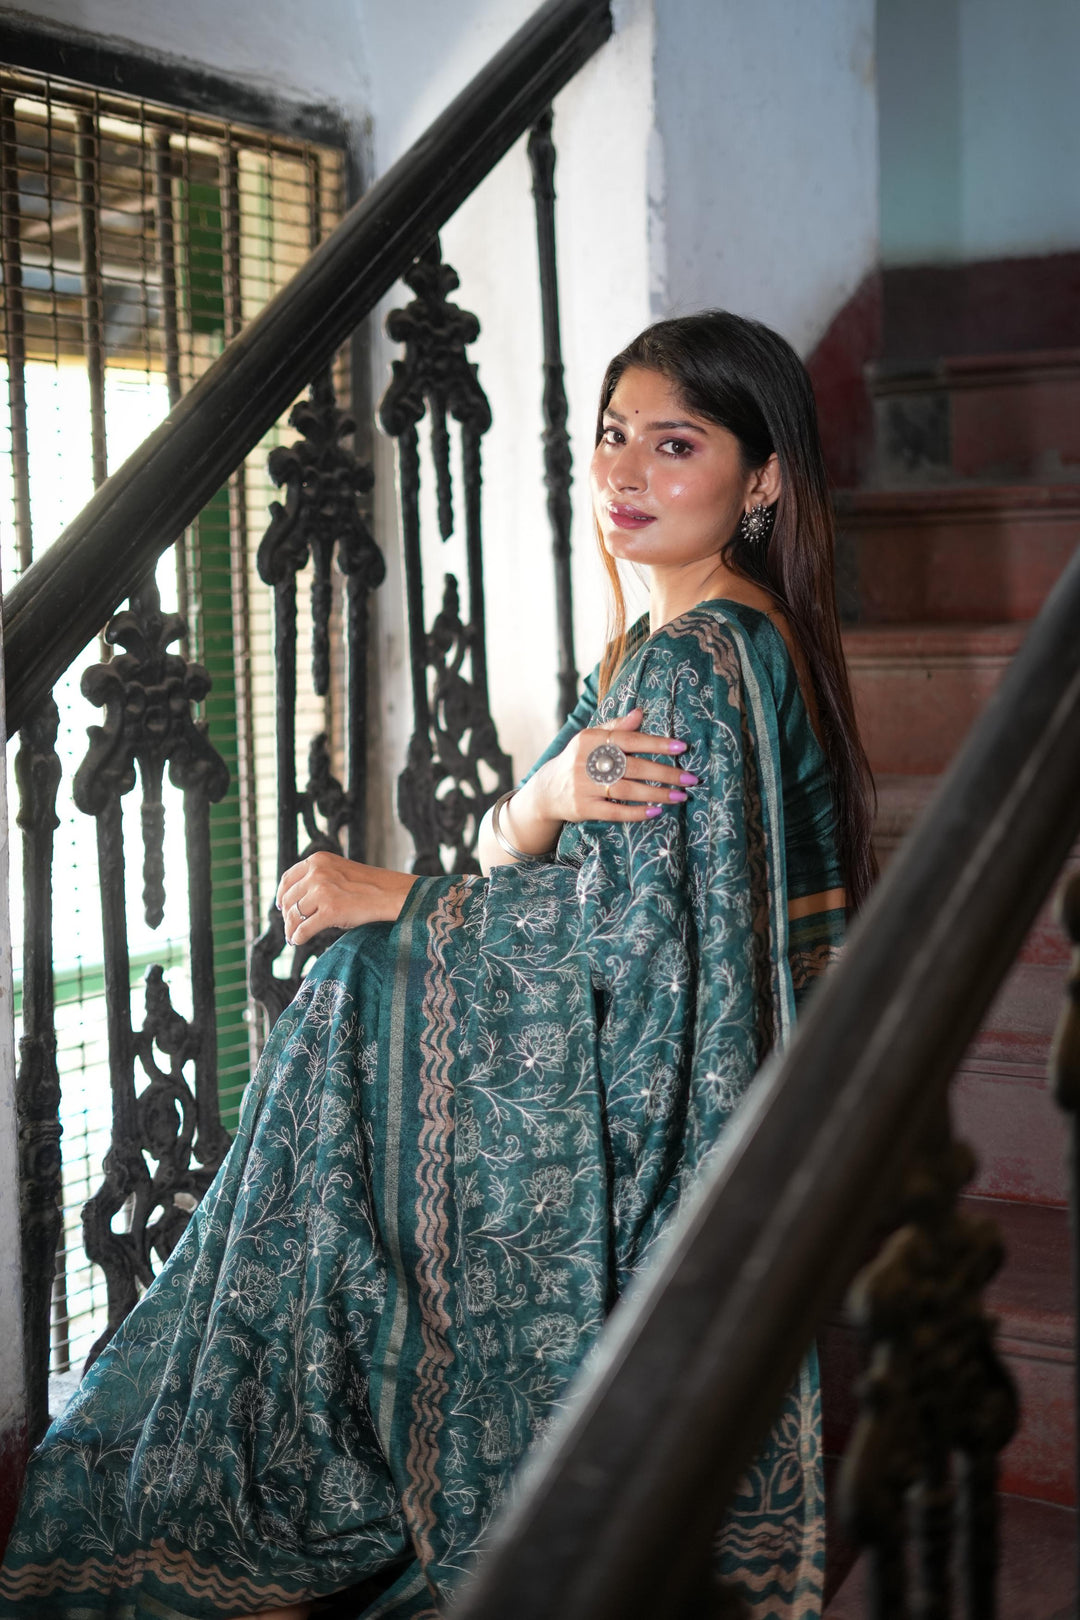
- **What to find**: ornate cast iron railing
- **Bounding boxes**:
[71,579,233,1365]
[378,238,513,874]
[839,1104,1018,1618]
[528,109,577,722]
[248,367,384,1028]
[13,697,62,1422]
[5,0,608,1453]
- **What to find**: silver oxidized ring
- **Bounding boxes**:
[585,741,628,786]
[295,900,311,923]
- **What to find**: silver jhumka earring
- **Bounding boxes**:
[738,503,775,546]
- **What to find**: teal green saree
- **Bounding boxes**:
[0,601,842,1619]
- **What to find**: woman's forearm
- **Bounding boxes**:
[478,773,563,876]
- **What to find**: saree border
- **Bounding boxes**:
[667,608,794,1053]
[401,881,469,1569]
[0,1541,314,1612]
[376,899,421,1455]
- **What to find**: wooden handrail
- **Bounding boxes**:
[1,0,611,735]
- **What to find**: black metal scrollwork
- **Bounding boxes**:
[380,238,513,874]
[260,368,383,696]
[298,731,353,854]
[528,108,578,722]
[839,1102,1018,1618]
[250,369,382,1028]
[73,578,231,1364]
[14,697,63,1442]
[249,734,356,1030]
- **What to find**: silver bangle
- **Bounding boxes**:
[490,790,554,864]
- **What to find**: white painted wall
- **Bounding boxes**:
[653,0,879,356]
[1,0,370,117]
[877,0,961,266]
[959,0,1080,261]
[879,0,1080,265]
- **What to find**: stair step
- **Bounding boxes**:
[825,1494,1076,1618]
[869,346,1080,483]
[844,624,1025,775]
[981,1197,1073,1337]
[955,957,1068,1203]
[955,1057,1067,1207]
[836,483,1080,622]
[966,963,1068,1073]
[983,1197,1076,1507]
[873,774,1080,965]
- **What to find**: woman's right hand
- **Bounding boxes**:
[481,708,698,871]
[525,707,697,826]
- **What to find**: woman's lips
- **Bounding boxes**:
[607,503,655,530]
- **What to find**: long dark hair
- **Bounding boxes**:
[595,310,876,910]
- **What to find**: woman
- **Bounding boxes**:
[0,311,873,1620]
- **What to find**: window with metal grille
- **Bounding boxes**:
[0,63,347,1380]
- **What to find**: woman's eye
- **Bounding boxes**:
[602,425,624,445]
[659,438,694,457]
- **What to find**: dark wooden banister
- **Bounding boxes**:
[455,545,1080,1619]
[1,0,612,736]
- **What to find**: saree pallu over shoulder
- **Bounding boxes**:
[0,604,829,1620]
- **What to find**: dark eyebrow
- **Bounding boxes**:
[604,407,708,433]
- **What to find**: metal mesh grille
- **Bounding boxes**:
[0,65,345,1375]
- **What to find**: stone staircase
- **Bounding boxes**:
[822,347,1080,1614]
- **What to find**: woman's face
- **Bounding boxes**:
[590,365,759,572]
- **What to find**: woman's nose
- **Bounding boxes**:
[610,443,645,491]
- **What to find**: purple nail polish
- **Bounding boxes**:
[668,740,687,753]
[646,805,664,818]
[669,790,688,803]
[679,772,699,786]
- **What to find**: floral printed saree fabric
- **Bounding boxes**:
[0,602,839,1619]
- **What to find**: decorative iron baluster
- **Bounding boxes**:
[1049,868,1080,1603]
[249,370,383,1028]
[5,98,64,1439]
[14,699,63,1444]
[379,238,513,874]
[839,1101,1018,1619]
[73,579,231,1365]
[527,108,578,721]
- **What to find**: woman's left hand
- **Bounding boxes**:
[276,852,417,947]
